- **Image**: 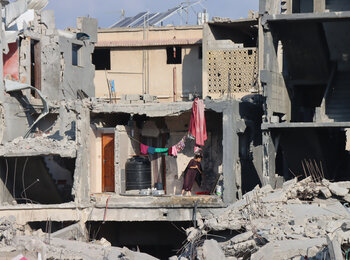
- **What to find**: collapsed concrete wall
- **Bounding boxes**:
[0,1,97,143]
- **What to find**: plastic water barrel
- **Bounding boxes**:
[125,156,151,190]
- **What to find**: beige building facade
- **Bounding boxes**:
[93,26,203,102]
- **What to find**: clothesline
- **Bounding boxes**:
[127,133,189,148]
[126,133,190,156]
[125,97,207,156]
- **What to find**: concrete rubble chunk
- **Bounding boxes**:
[197,239,226,260]
[230,231,253,244]
[251,238,327,259]
[320,187,332,198]
[327,234,343,260]
[5,0,27,26]
[329,183,348,197]
[51,223,87,241]
[184,178,350,259]
[336,181,350,190]
[342,221,350,231]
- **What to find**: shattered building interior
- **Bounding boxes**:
[0,1,264,258]
[2,0,350,259]
[260,0,350,187]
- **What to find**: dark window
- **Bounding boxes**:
[72,44,82,66]
[166,46,182,64]
[198,46,202,59]
[92,48,111,70]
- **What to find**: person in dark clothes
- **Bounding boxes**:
[181,153,203,196]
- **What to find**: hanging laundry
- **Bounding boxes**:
[155,148,169,154]
[189,98,207,146]
[194,145,202,154]
[147,146,156,155]
[169,146,178,157]
[175,135,187,152]
[140,143,149,154]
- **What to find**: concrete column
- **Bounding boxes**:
[314,0,326,13]
[262,130,276,186]
[260,0,281,15]
[281,0,293,14]
[202,24,210,99]
[222,102,239,204]
[73,104,91,203]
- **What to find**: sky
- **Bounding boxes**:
[45,0,259,29]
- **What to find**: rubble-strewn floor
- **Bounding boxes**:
[183,177,350,260]
[3,177,350,259]
[0,216,157,260]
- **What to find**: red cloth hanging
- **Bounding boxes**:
[189,98,207,146]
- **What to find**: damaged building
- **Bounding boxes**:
[3,0,350,259]
[260,0,350,186]
[0,2,264,259]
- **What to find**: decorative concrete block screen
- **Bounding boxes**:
[207,48,257,94]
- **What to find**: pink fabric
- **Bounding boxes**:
[175,135,187,152]
[140,143,149,154]
[189,98,207,146]
[194,146,202,154]
[169,146,178,156]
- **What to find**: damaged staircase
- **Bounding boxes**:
[326,71,350,122]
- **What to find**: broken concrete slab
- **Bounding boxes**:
[5,0,27,27]
[0,137,77,158]
[329,183,348,197]
[320,186,332,198]
[327,234,343,260]
[51,223,87,241]
[250,238,327,259]
[197,239,226,260]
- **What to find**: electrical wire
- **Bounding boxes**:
[13,158,17,197]
[21,157,29,200]
[20,178,39,200]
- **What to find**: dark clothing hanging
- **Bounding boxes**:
[182,159,202,191]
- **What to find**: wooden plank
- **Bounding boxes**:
[102,134,115,192]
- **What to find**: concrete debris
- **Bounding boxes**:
[0,216,158,260]
[186,178,350,259]
[197,239,226,260]
[0,136,77,157]
[326,234,343,260]
[5,0,27,26]
[51,223,87,241]
[0,216,16,246]
[328,183,348,197]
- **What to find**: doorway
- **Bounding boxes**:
[102,134,115,192]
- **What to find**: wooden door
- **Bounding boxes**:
[102,134,115,192]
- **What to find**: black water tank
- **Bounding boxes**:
[125,156,151,190]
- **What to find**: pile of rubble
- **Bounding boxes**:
[0,217,157,260]
[184,177,350,259]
